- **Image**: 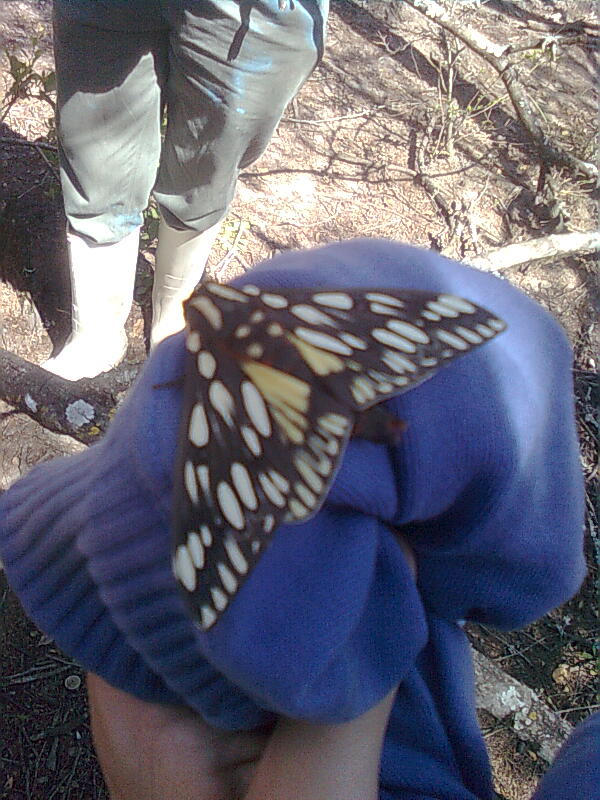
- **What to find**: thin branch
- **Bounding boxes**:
[282,106,385,125]
[34,143,60,181]
[0,137,57,151]
[401,0,598,181]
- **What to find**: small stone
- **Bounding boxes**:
[64,674,81,691]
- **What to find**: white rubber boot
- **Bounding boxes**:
[150,218,221,349]
[43,226,140,380]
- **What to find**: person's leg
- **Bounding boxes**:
[44,3,167,379]
[149,0,329,346]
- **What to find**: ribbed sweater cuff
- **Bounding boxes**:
[0,446,179,704]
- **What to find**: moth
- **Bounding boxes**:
[171,281,506,630]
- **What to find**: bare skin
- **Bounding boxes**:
[87,536,416,800]
[88,674,397,800]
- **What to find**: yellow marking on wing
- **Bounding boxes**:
[287,333,345,376]
[241,361,310,412]
[241,360,310,444]
[271,408,305,444]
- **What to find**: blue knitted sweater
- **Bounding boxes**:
[0,241,589,798]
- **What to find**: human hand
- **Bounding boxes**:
[88,535,415,800]
[88,673,396,800]
[86,672,269,800]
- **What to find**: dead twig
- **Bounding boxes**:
[0,137,57,151]
[402,0,598,181]
[282,106,384,125]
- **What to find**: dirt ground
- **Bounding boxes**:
[0,1,598,798]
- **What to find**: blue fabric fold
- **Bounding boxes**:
[0,240,587,798]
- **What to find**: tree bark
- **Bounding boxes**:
[473,648,573,763]
[0,349,138,444]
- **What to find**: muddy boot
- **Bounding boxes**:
[150,218,220,349]
[43,226,140,380]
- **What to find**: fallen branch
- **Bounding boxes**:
[473,648,573,763]
[466,230,600,272]
[402,0,598,181]
[0,136,57,151]
[0,348,139,444]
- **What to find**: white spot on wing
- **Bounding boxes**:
[246,343,264,359]
[211,587,228,611]
[294,456,324,492]
[218,562,238,594]
[382,350,418,373]
[205,283,248,302]
[263,515,275,533]
[365,292,404,307]
[174,545,196,592]
[289,498,309,518]
[190,295,223,329]
[386,320,430,343]
[201,525,213,546]
[476,323,496,338]
[487,318,506,332]
[241,382,271,437]
[217,481,245,530]
[231,462,258,510]
[197,351,217,379]
[294,327,352,355]
[224,535,249,574]
[241,284,260,296]
[312,292,353,310]
[437,294,477,314]
[241,424,262,456]
[201,605,217,629]
[454,325,483,344]
[196,465,210,497]
[435,329,469,350]
[184,460,199,504]
[372,328,417,353]
[258,473,286,507]
[339,332,368,350]
[187,532,205,569]
[189,403,209,447]
[318,413,349,436]
[426,300,460,318]
[209,380,235,426]
[268,323,284,336]
[290,304,335,326]
[186,330,202,353]
[369,302,401,316]
[351,376,377,405]
[261,293,288,308]
[295,482,317,508]
[323,438,339,455]
[268,470,290,493]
